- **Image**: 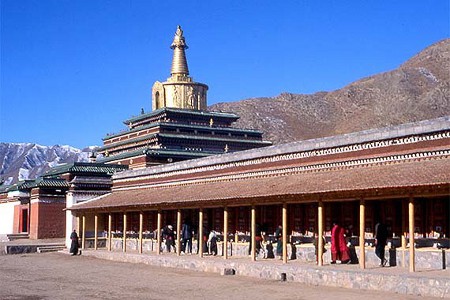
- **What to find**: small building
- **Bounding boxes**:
[0,163,127,241]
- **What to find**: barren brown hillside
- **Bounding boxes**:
[209,39,450,144]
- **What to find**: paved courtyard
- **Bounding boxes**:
[0,251,436,300]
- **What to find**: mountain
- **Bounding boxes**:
[209,39,450,144]
[1,39,449,185]
[0,143,91,185]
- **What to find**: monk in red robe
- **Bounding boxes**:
[331,222,350,264]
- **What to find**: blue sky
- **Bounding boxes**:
[1,1,449,149]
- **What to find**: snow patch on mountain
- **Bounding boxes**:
[0,142,93,185]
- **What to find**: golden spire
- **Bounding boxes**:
[170,25,189,76]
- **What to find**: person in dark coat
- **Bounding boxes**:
[375,221,388,267]
[207,229,218,256]
[248,223,263,256]
[163,225,175,252]
[275,225,283,258]
[181,219,193,254]
[70,230,79,256]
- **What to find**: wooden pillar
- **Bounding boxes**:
[81,215,86,250]
[317,201,324,266]
[108,213,112,251]
[359,199,366,269]
[76,216,81,237]
[251,206,256,261]
[282,203,288,264]
[199,208,204,258]
[156,210,162,255]
[123,212,127,253]
[176,209,182,256]
[223,207,228,259]
[139,211,143,254]
[94,214,98,250]
[401,199,407,267]
[409,196,415,272]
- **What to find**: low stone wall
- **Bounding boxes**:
[5,245,40,254]
[92,239,449,270]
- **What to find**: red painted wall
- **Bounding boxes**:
[29,200,66,239]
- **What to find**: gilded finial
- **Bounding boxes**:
[171,25,188,50]
[170,25,189,75]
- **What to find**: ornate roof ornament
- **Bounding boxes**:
[171,25,188,49]
[152,26,209,110]
[170,25,189,76]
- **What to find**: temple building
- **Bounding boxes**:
[97,26,271,168]
[70,116,450,272]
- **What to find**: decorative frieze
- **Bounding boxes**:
[114,131,450,187]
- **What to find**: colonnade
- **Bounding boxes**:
[76,197,419,272]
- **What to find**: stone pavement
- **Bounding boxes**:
[82,249,450,299]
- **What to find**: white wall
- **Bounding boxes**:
[0,201,17,235]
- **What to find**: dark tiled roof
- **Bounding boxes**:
[0,184,12,193]
[124,108,239,125]
[158,133,272,145]
[99,128,270,152]
[0,180,35,193]
[71,156,450,211]
[20,178,70,189]
[98,134,157,151]
[97,148,217,163]
[103,122,265,141]
[43,162,128,177]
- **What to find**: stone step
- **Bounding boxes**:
[7,233,29,241]
[37,245,66,253]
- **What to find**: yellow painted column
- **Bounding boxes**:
[76,216,80,237]
[282,203,288,264]
[139,211,143,254]
[409,196,415,272]
[317,201,324,266]
[81,215,86,250]
[223,207,228,260]
[156,210,162,255]
[123,212,127,253]
[177,210,182,256]
[359,199,366,269]
[94,214,98,250]
[251,206,256,262]
[401,199,407,268]
[108,213,112,251]
[199,208,204,258]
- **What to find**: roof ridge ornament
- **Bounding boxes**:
[170,25,189,76]
[171,25,188,49]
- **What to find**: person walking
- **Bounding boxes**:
[375,221,388,267]
[70,229,80,256]
[275,225,283,259]
[331,221,350,264]
[181,219,193,254]
[207,229,218,256]
[163,225,175,252]
[313,233,326,264]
